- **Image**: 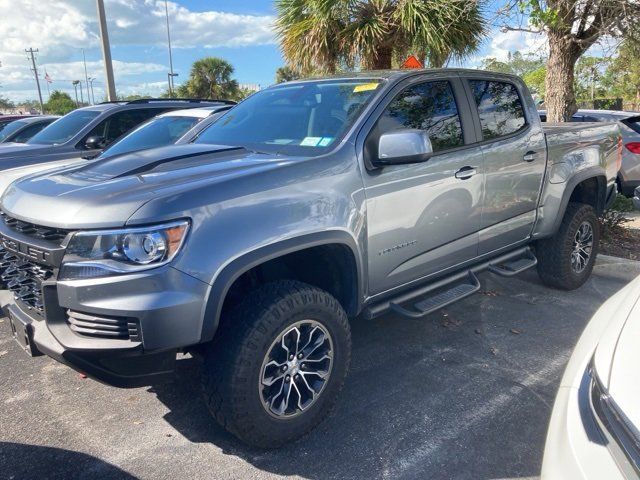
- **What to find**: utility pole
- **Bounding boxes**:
[164,0,175,93]
[81,48,91,104]
[25,48,44,113]
[96,0,116,101]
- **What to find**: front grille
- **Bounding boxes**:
[0,211,69,242]
[0,247,54,313]
[66,310,140,341]
[0,211,69,312]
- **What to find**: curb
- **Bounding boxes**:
[594,254,640,282]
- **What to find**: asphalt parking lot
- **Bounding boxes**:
[1,255,639,480]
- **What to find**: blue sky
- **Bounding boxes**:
[0,0,548,103]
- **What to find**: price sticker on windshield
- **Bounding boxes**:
[353,83,379,93]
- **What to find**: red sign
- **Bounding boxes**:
[402,55,423,69]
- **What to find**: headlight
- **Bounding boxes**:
[59,220,190,280]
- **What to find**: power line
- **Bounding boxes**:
[25,48,44,113]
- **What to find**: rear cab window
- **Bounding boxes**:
[468,80,527,141]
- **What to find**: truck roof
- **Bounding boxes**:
[285,68,523,84]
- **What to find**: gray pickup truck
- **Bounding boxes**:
[0,70,619,447]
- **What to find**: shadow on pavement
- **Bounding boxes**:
[150,271,591,480]
[0,442,136,480]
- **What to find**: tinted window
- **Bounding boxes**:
[195,79,382,156]
[9,122,50,143]
[100,115,201,158]
[29,110,100,145]
[84,108,161,147]
[376,81,464,152]
[0,120,28,141]
[622,116,640,134]
[0,120,15,132]
[469,80,526,140]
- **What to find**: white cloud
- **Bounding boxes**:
[0,0,275,101]
[483,28,548,62]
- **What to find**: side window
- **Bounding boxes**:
[84,108,160,147]
[469,80,526,140]
[11,123,47,143]
[376,81,464,153]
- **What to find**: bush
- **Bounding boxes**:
[599,193,634,238]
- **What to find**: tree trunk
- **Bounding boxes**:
[372,46,393,70]
[545,33,581,122]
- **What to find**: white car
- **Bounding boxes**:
[541,275,640,479]
[0,104,232,196]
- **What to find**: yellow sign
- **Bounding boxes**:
[353,83,379,93]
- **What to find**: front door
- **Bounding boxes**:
[360,76,484,296]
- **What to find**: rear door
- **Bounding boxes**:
[461,75,546,255]
[359,74,484,295]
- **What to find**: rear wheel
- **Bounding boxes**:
[536,202,599,290]
[202,280,351,448]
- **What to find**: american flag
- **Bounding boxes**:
[44,71,52,83]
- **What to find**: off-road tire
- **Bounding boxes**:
[536,202,600,290]
[202,280,351,448]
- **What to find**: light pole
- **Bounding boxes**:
[81,48,91,104]
[72,80,80,106]
[96,0,116,101]
[164,0,175,93]
[88,77,96,104]
[167,72,178,96]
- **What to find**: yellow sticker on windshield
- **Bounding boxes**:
[353,83,379,93]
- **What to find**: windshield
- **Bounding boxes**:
[28,109,100,145]
[99,115,201,159]
[0,120,28,142]
[194,79,383,155]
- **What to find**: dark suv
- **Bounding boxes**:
[0,99,234,171]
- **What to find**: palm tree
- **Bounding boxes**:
[178,57,240,100]
[275,65,301,83]
[275,0,486,72]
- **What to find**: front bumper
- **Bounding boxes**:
[1,265,211,387]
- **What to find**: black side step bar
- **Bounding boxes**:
[488,249,537,277]
[363,246,536,320]
[389,271,480,319]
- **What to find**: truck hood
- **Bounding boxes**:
[1,143,293,229]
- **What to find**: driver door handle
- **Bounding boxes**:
[455,166,477,180]
[523,151,538,162]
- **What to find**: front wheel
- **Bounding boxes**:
[536,202,600,290]
[202,280,351,448]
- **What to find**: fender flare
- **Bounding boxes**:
[549,166,608,236]
[199,231,364,342]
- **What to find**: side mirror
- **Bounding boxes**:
[84,135,105,150]
[377,129,433,165]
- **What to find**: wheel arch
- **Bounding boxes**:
[549,168,609,236]
[200,231,364,343]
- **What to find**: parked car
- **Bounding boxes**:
[0,99,235,171]
[0,70,620,447]
[541,274,640,479]
[97,104,233,159]
[0,115,60,144]
[540,109,640,196]
[0,114,36,134]
[0,105,234,197]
